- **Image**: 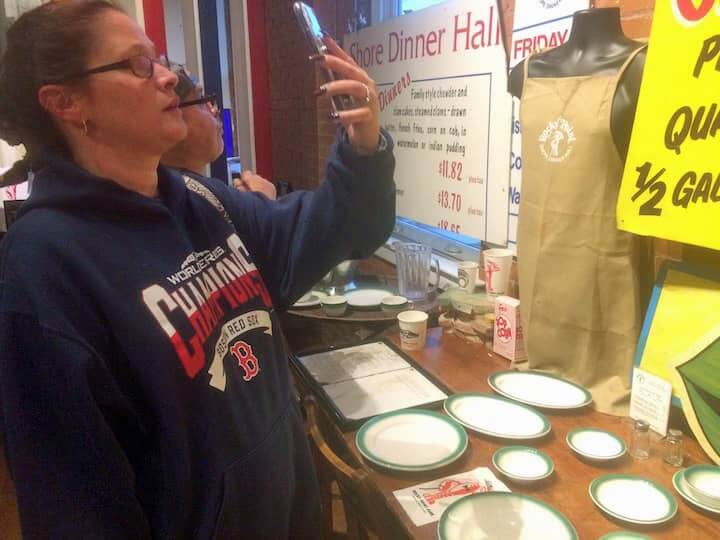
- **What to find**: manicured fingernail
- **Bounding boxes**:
[314,86,327,97]
[328,111,340,121]
[309,54,325,62]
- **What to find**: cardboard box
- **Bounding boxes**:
[493,296,527,363]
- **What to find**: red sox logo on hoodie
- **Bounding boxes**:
[142,232,273,390]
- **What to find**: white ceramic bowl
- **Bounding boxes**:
[321,295,347,316]
[566,428,626,462]
[381,295,408,311]
[492,446,554,484]
[684,465,720,507]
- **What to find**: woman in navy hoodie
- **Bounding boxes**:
[0,2,395,539]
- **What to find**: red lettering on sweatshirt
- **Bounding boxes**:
[142,234,273,380]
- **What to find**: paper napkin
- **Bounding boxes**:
[392,467,510,527]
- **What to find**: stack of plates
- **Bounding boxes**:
[488,371,592,410]
[438,492,578,540]
[355,409,467,471]
[589,474,677,525]
[673,465,720,515]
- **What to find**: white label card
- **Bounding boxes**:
[630,367,672,437]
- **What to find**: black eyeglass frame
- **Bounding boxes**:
[50,54,169,84]
[179,94,219,110]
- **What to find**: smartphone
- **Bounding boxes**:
[292,2,353,112]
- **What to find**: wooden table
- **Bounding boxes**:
[327,328,720,539]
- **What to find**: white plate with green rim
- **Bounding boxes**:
[599,532,650,540]
[673,468,720,515]
[344,288,394,309]
[492,446,554,483]
[589,474,678,525]
[355,409,467,471]
[444,393,551,440]
[438,492,578,540]
[683,464,720,507]
[488,370,593,410]
[292,290,327,308]
[566,428,626,462]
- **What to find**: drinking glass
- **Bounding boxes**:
[395,242,439,301]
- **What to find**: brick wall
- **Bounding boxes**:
[499,1,655,41]
[265,1,354,191]
[265,0,319,191]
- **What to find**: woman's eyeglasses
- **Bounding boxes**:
[52,54,170,83]
[179,94,219,113]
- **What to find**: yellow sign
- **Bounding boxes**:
[617,1,720,250]
[637,263,720,398]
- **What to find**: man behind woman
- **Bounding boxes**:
[162,66,277,199]
[0,1,395,538]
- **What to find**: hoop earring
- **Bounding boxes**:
[81,120,89,137]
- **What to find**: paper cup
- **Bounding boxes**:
[457,261,479,293]
[397,310,428,351]
[483,249,513,298]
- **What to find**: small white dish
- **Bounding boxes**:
[492,446,554,484]
[599,532,650,540]
[489,370,592,410]
[673,469,720,515]
[292,290,327,308]
[345,288,394,309]
[320,295,347,316]
[380,295,408,311]
[589,474,677,525]
[566,428,626,462]
[355,409,467,471]
[438,492,578,540]
[444,393,551,440]
[683,465,720,507]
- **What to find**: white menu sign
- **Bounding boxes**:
[507,0,588,252]
[345,0,512,245]
[630,367,672,437]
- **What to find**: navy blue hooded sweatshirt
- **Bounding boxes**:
[0,132,395,539]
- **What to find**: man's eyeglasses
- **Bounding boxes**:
[179,94,219,112]
[52,54,170,83]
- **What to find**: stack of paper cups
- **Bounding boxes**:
[483,248,513,299]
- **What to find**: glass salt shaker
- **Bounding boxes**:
[663,429,684,467]
[630,419,650,460]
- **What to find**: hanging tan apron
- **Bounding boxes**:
[517,47,646,416]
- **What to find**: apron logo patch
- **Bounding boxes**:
[539,116,577,163]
